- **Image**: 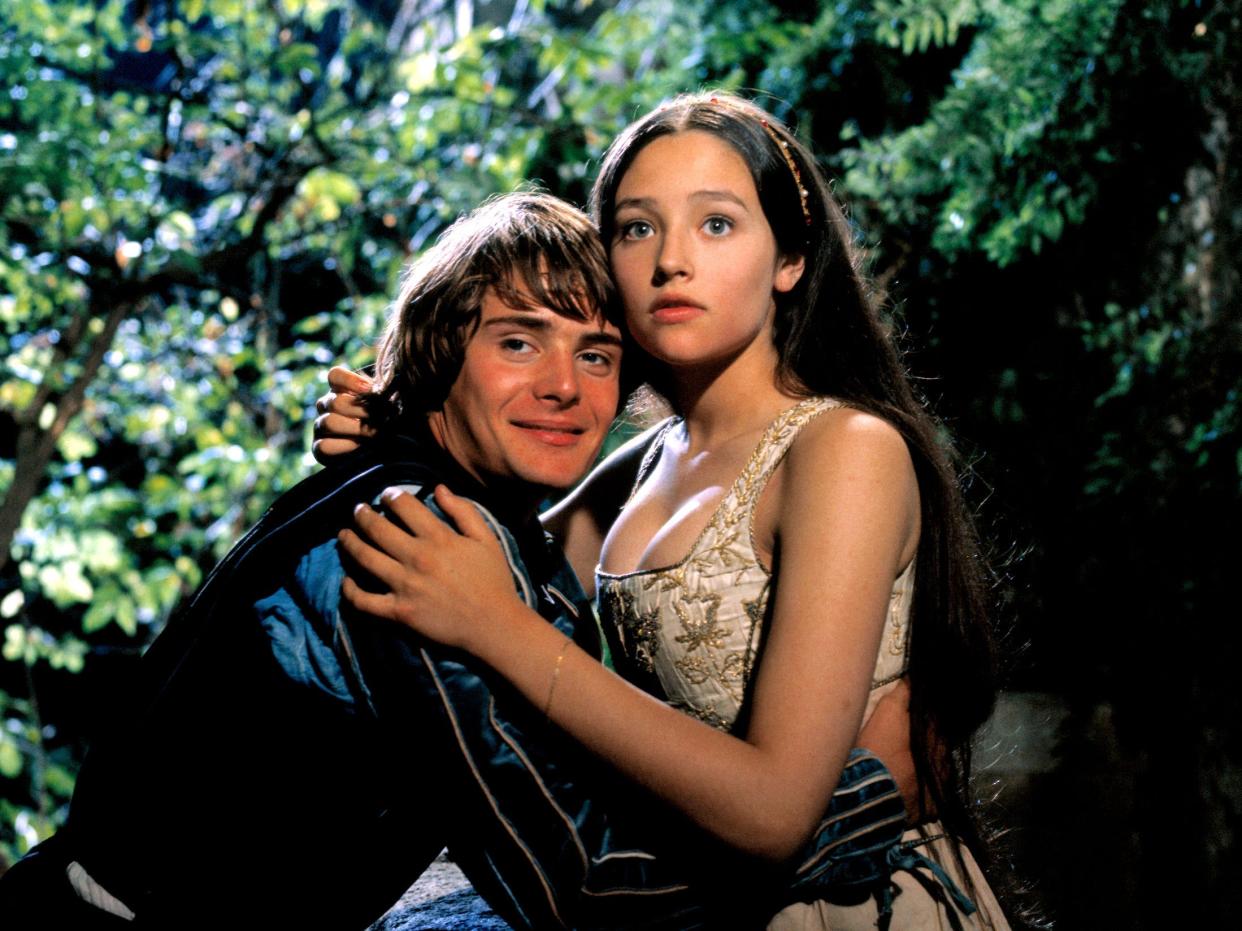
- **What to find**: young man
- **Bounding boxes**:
[0,194,906,929]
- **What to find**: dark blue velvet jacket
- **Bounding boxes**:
[10,427,906,930]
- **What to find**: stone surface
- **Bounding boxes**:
[369,851,507,931]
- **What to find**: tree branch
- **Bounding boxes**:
[0,295,133,574]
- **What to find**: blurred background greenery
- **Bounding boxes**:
[0,0,1237,926]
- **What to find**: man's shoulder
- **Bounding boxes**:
[247,437,448,558]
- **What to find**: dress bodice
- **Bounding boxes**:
[596,397,912,732]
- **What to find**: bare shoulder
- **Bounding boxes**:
[770,404,920,575]
[783,405,915,484]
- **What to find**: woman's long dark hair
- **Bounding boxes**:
[591,91,1002,905]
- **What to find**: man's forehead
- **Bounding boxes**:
[482,283,621,338]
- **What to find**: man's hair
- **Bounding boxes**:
[371,192,617,423]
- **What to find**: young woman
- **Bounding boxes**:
[323,92,1009,928]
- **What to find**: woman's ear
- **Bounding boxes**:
[774,252,806,294]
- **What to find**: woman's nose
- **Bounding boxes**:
[652,229,692,285]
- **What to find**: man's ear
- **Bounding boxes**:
[774,252,806,294]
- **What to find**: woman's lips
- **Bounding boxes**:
[650,296,705,324]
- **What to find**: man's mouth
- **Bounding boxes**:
[511,420,585,447]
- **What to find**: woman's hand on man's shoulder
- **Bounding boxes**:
[312,366,378,464]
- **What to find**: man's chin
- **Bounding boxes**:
[517,444,603,491]
[476,458,596,506]
[521,466,593,493]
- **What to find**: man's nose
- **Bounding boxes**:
[652,228,692,286]
[534,350,580,404]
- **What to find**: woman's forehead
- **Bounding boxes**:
[615,131,756,202]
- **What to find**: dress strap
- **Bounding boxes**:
[624,417,680,506]
[730,397,847,517]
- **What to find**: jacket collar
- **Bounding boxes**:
[371,418,555,572]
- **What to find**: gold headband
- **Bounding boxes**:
[705,97,812,227]
[758,118,813,227]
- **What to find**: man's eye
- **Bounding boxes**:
[618,220,653,241]
[579,350,614,369]
[501,338,535,354]
[702,216,733,236]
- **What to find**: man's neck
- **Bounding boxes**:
[420,414,544,523]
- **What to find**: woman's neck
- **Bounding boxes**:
[669,340,800,454]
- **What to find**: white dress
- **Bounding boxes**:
[596,398,1010,930]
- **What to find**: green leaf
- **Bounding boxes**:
[0,739,22,779]
[0,590,24,618]
[115,598,138,637]
[57,428,97,462]
[81,599,115,634]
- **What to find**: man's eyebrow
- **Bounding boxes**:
[580,330,624,349]
[482,313,622,348]
[481,313,551,331]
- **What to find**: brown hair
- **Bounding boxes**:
[371,192,620,423]
[592,92,1005,913]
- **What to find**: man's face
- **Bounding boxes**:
[427,284,623,496]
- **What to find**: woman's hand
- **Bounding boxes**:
[312,366,377,464]
[338,486,522,653]
[857,679,921,823]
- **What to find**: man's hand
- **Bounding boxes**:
[857,678,926,824]
[313,366,377,463]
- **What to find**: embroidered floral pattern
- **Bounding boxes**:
[604,580,662,674]
[598,398,912,732]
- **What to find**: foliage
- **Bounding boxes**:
[0,0,619,866]
[0,0,1237,923]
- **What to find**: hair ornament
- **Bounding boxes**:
[758,118,812,227]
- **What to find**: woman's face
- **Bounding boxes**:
[608,130,804,371]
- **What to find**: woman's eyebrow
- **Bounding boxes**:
[614,191,749,213]
[689,189,748,209]
[613,196,654,213]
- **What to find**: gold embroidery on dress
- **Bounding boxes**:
[604,580,662,674]
[597,398,914,732]
[670,592,727,654]
[673,653,715,687]
[889,588,907,657]
[720,651,748,686]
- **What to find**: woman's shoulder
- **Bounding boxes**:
[782,400,916,495]
[774,400,920,568]
[787,398,909,454]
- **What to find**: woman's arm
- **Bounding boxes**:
[311,366,376,463]
[539,422,664,596]
[341,408,918,861]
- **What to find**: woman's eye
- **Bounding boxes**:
[702,216,733,236]
[618,219,653,241]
